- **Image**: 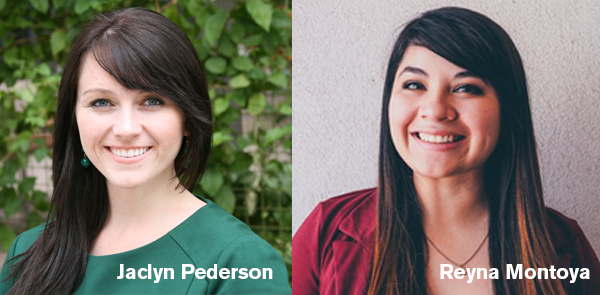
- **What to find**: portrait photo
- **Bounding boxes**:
[293,0,600,294]
[0,1,292,294]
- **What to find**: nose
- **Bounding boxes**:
[112,107,143,139]
[418,89,458,122]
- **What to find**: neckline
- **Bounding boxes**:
[88,195,210,258]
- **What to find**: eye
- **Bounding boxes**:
[454,84,484,95]
[90,98,112,108]
[143,97,164,107]
[402,81,426,91]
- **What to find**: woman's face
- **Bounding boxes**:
[75,54,187,189]
[389,45,500,179]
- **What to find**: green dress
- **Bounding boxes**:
[0,196,291,294]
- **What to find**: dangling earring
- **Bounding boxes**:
[184,138,191,168]
[81,147,91,168]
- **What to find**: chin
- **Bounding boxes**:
[106,175,146,189]
[411,163,460,179]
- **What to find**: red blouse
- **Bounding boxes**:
[292,188,600,294]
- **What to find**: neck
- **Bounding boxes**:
[414,170,489,229]
[104,171,189,228]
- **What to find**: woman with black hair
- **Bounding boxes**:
[0,8,290,294]
[293,7,600,295]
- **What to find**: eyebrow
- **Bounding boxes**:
[81,88,115,97]
[399,66,428,77]
[398,66,484,81]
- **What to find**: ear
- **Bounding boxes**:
[184,125,189,137]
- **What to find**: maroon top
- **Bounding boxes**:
[292,188,600,295]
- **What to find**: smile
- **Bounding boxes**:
[108,147,152,158]
[413,132,465,144]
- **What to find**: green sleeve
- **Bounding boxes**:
[207,234,291,295]
[0,234,22,294]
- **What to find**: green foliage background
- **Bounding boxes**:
[0,0,292,281]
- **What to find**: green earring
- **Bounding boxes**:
[81,147,91,168]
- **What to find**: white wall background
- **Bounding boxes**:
[292,0,600,256]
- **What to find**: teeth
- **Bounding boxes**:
[109,147,150,158]
[418,133,461,144]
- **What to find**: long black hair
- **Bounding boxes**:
[6,8,212,294]
[369,7,566,295]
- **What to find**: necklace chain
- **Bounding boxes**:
[425,232,489,269]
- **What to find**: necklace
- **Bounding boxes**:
[425,232,489,269]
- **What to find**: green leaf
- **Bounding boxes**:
[15,152,29,169]
[74,0,91,15]
[226,90,246,106]
[32,190,50,211]
[37,63,51,76]
[4,189,21,218]
[271,10,292,29]
[200,168,224,196]
[229,74,250,88]
[213,131,233,146]
[230,22,246,43]
[264,123,291,145]
[248,93,266,115]
[219,108,240,123]
[18,177,36,195]
[232,56,253,71]
[50,30,67,56]
[236,136,252,150]
[32,190,47,204]
[217,35,237,58]
[2,159,18,178]
[53,0,66,9]
[3,47,19,65]
[279,101,292,115]
[0,226,16,251]
[204,57,227,74]
[247,68,267,80]
[34,148,48,162]
[2,35,14,48]
[30,0,49,13]
[243,34,263,47]
[213,98,229,116]
[203,9,228,48]
[214,186,235,213]
[268,72,287,88]
[246,0,273,32]
[0,0,6,10]
[19,89,34,103]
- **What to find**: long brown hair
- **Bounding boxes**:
[5,8,212,294]
[368,7,566,295]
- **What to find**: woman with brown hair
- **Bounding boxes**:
[0,8,291,294]
[293,7,600,295]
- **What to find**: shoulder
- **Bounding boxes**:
[6,222,48,257]
[545,207,600,292]
[317,187,377,217]
[545,207,587,253]
[167,198,274,263]
[170,199,290,294]
[295,188,377,248]
[545,207,600,265]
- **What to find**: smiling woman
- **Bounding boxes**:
[0,7,290,295]
[292,6,600,295]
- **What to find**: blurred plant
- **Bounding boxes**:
[0,0,291,281]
